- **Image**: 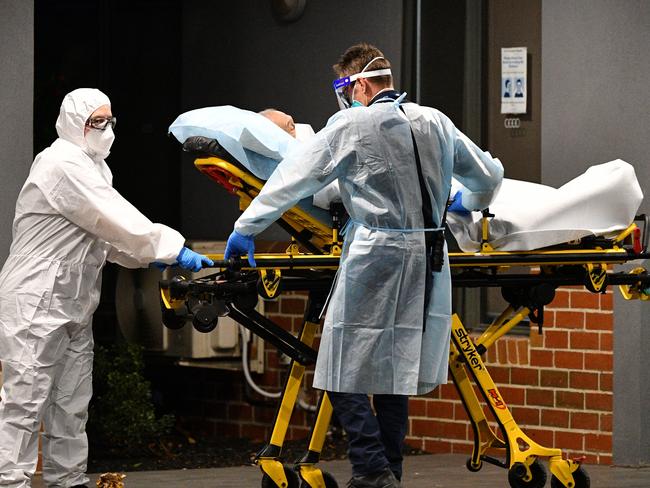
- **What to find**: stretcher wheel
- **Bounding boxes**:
[550,466,590,488]
[508,460,547,488]
[299,470,338,488]
[466,458,482,472]
[261,465,300,488]
[191,303,220,333]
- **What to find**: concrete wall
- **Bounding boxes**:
[179,0,403,240]
[0,0,34,263]
[541,0,650,466]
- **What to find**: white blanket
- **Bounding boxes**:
[447,159,643,252]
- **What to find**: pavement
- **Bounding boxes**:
[30,454,650,487]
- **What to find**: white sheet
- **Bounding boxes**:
[447,159,643,252]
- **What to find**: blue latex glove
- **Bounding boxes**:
[224,230,256,267]
[176,247,214,272]
[448,191,471,215]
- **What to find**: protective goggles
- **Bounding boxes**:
[333,68,392,110]
[85,116,117,131]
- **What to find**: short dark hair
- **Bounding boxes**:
[333,43,392,87]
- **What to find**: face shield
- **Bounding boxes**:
[332,56,392,110]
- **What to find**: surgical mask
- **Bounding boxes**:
[333,56,392,110]
[350,100,365,108]
[85,127,115,159]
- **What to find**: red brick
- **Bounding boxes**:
[599,454,613,465]
[423,439,452,454]
[497,340,507,364]
[585,312,613,331]
[454,402,469,421]
[507,339,519,363]
[228,404,252,420]
[554,350,584,370]
[600,373,613,392]
[411,418,438,437]
[571,411,599,430]
[545,330,569,349]
[405,437,423,450]
[280,297,306,315]
[512,406,540,426]
[529,329,544,347]
[585,392,612,412]
[426,400,455,419]
[542,408,570,428]
[540,369,568,388]
[585,433,612,452]
[451,442,474,454]
[599,292,613,310]
[570,290,601,309]
[599,332,613,352]
[570,331,601,350]
[600,413,613,432]
[556,390,584,409]
[555,311,585,329]
[584,352,612,371]
[409,398,427,417]
[438,383,458,400]
[517,340,529,365]
[555,431,584,451]
[438,421,469,440]
[526,388,555,407]
[511,367,538,385]
[530,349,554,367]
[570,371,599,390]
[487,365,510,384]
[549,290,570,308]
[241,424,269,441]
[499,385,526,406]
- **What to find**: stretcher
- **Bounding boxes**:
[160,137,650,488]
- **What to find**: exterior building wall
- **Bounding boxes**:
[189,287,614,464]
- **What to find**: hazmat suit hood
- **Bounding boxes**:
[55,88,111,153]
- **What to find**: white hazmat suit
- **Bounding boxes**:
[234,97,503,395]
[0,88,184,487]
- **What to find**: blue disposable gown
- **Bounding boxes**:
[235,101,503,395]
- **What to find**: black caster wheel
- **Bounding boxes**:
[508,460,548,488]
[261,465,300,488]
[191,303,219,333]
[550,466,590,488]
[161,303,187,330]
[466,457,482,472]
[299,470,338,488]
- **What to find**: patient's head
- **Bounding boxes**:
[259,108,296,138]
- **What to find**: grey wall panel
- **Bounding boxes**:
[542,0,650,466]
[180,0,403,241]
[0,0,34,263]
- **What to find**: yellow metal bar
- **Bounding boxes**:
[268,321,320,447]
[307,394,333,454]
[451,315,562,469]
[475,307,531,351]
[474,305,516,347]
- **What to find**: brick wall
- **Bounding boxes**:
[406,286,614,464]
[194,287,614,464]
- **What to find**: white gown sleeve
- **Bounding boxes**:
[39,160,185,265]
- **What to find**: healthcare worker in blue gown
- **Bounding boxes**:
[225,44,503,488]
[0,88,212,488]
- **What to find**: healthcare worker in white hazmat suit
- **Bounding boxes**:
[225,44,503,488]
[0,88,212,488]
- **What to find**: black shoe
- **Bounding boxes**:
[347,467,401,488]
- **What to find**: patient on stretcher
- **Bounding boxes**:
[169,106,643,252]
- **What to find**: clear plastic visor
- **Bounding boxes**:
[332,68,392,110]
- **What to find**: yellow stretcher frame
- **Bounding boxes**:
[160,154,650,488]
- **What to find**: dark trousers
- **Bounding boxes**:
[328,392,409,480]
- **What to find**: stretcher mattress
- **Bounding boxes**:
[448,160,643,251]
[169,106,644,252]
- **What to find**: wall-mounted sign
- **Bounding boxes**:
[501,47,527,114]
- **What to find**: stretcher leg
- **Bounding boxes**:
[450,313,589,488]
[256,293,339,488]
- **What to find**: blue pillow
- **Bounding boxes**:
[168,105,297,180]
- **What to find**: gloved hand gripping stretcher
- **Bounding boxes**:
[160,107,650,488]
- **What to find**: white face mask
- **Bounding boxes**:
[85,127,115,159]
